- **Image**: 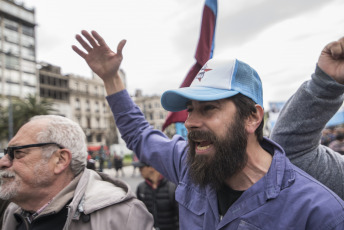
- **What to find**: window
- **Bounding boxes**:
[76,98,80,110]
[95,101,99,112]
[96,134,102,142]
[87,117,91,129]
[22,47,35,61]
[160,112,165,119]
[22,60,36,73]
[22,34,35,47]
[103,103,107,113]
[86,100,90,111]
[96,117,100,128]
[5,56,19,70]
[87,134,92,143]
[22,73,36,86]
[22,25,34,37]
[4,19,18,31]
[5,82,20,96]
[3,42,19,55]
[3,28,19,43]
[76,116,81,125]
[22,86,36,96]
[4,69,19,83]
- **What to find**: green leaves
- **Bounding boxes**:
[0,94,56,140]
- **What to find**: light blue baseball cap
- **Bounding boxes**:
[161,58,263,112]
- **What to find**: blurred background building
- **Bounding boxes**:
[0,0,37,100]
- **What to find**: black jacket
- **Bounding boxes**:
[137,178,179,230]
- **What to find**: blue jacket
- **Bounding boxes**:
[107,90,344,230]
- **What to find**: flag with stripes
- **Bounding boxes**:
[162,0,218,131]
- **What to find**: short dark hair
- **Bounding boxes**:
[229,93,264,141]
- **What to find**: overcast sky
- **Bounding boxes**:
[23,0,344,109]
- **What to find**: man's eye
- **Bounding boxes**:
[204,105,215,110]
[13,150,25,159]
[186,107,193,113]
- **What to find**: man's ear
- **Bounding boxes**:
[245,105,264,134]
[53,149,72,174]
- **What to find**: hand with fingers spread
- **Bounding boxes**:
[318,37,344,84]
[72,30,127,95]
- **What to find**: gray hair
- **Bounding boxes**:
[30,115,87,176]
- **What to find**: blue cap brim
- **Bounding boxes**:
[161,87,239,112]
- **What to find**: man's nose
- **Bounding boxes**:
[184,112,203,130]
[0,154,13,169]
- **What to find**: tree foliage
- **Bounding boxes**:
[0,94,56,140]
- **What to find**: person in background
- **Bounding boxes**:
[328,131,344,155]
[131,153,140,177]
[86,152,96,170]
[114,153,125,177]
[0,115,153,229]
[321,128,336,146]
[135,161,179,230]
[72,30,344,229]
[270,36,344,200]
[98,146,105,172]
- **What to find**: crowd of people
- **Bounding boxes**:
[321,127,344,154]
[0,30,343,229]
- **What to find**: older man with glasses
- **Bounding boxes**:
[0,115,153,230]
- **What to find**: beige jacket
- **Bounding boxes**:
[2,168,154,230]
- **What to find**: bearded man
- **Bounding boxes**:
[73,30,344,230]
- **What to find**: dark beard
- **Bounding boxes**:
[186,114,248,190]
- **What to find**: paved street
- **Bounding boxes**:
[103,166,143,193]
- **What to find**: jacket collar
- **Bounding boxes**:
[215,138,296,228]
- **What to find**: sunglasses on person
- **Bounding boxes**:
[4,142,64,160]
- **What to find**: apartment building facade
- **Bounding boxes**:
[133,89,169,131]
[0,0,37,101]
[38,62,124,149]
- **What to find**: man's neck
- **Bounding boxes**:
[14,189,58,212]
[225,139,272,191]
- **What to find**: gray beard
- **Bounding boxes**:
[186,114,248,190]
[0,171,19,200]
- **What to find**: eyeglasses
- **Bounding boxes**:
[4,142,64,160]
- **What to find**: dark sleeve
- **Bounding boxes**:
[270,65,344,199]
[136,182,144,201]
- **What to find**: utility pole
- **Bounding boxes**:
[7,51,13,140]
[8,93,13,140]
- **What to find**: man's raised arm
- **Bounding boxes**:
[270,37,344,199]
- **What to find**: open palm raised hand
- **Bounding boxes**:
[72,30,126,83]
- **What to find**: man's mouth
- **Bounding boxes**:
[0,171,15,180]
[195,141,214,154]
